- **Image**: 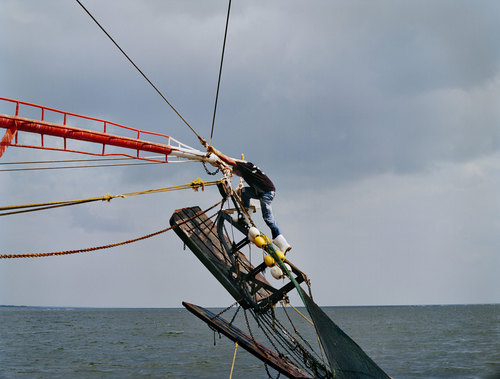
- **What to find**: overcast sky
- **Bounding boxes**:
[1,0,499,307]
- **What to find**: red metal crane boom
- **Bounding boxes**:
[0,97,213,164]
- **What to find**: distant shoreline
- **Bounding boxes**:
[2,303,498,310]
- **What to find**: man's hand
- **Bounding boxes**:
[207,145,224,159]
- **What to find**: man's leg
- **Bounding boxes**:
[259,191,280,239]
[260,191,292,253]
[241,187,257,208]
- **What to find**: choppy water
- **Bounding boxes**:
[0,304,498,378]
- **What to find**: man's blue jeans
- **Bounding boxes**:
[241,187,281,239]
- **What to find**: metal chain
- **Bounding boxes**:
[264,363,281,379]
[212,300,240,319]
[203,161,220,176]
[228,305,242,326]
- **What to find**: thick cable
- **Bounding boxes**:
[75,0,207,147]
[1,198,104,217]
[210,0,232,145]
[0,201,222,259]
[0,179,221,216]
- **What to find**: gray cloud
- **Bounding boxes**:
[1,1,499,307]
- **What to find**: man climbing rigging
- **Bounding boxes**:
[208,145,292,253]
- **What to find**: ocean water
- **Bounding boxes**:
[0,304,498,378]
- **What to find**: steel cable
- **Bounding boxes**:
[75,0,207,148]
[210,0,232,145]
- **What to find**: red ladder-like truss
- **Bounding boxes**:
[0,97,208,163]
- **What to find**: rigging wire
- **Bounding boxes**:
[75,0,207,148]
[0,156,166,165]
[210,0,232,145]
[0,161,164,172]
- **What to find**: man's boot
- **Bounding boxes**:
[273,234,292,254]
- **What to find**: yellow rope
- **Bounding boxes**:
[0,179,221,216]
[286,301,314,326]
[0,195,116,211]
[190,177,205,191]
[229,342,238,379]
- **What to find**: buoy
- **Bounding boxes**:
[248,227,260,241]
[276,250,286,261]
[270,265,283,279]
[254,235,267,248]
[270,263,292,280]
[264,254,275,267]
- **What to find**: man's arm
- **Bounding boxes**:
[207,145,237,167]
